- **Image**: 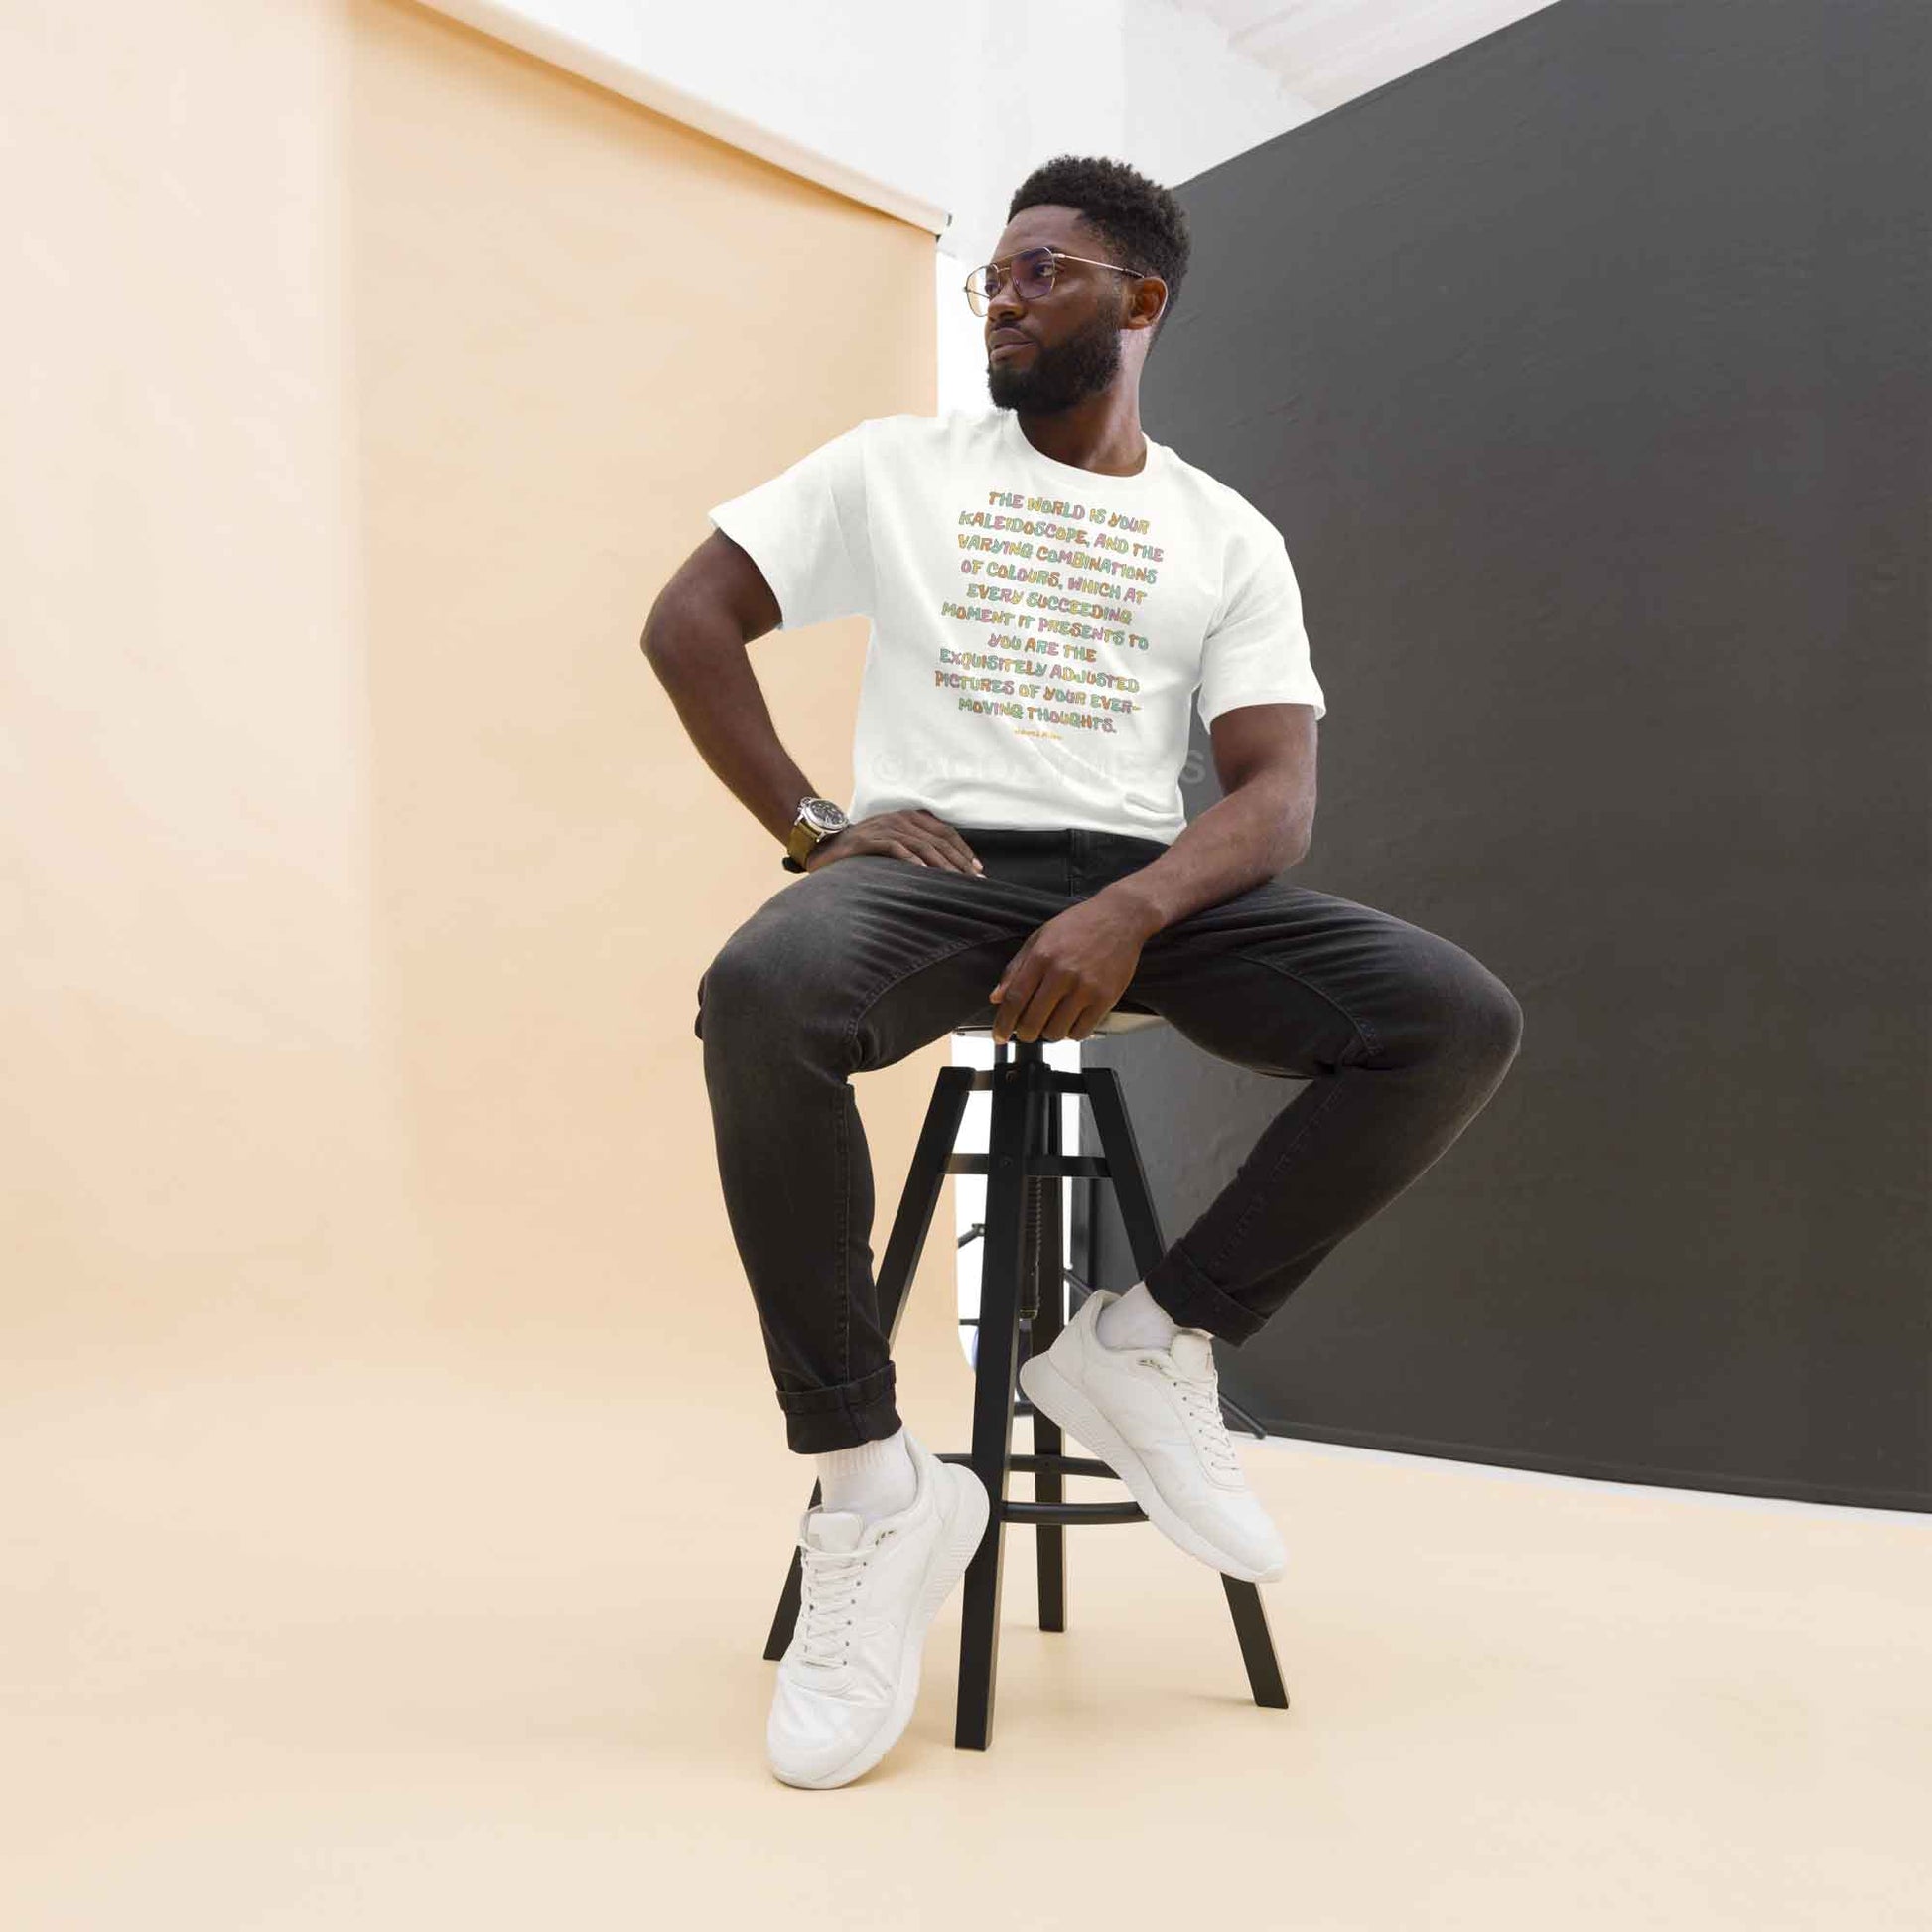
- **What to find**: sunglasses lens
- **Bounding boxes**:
[1015,250,1055,299]
[968,250,1056,312]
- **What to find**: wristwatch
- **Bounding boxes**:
[782,795,851,872]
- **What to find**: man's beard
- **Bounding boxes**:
[987,308,1123,415]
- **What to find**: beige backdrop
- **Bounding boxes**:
[2,0,963,1411]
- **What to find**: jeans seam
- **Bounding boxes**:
[1198,1065,1352,1274]
[834,1058,851,1389]
[1225,944,1382,1061]
[839,931,1012,1062]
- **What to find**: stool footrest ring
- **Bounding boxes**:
[937,1449,1118,1481]
[1003,1499,1149,1526]
[935,1449,1151,1524]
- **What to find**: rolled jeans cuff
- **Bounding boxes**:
[1143,1241,1268,1345]
[775,1361,903,1454]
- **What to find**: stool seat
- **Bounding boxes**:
[953,1002,1166,1037]
[759,1020,1289,1750]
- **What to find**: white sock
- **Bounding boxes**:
[1096,1280,1184,1351]
[816,1426,917,1524]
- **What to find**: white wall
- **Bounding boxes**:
[422,0,1319,416]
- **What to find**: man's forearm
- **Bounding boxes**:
[641,601,817,850]
[1094,778,1311,938]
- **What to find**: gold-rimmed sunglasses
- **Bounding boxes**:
[963,245,1150,316]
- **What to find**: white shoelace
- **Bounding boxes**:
[1146,1359,1244,1482]
[795,1530,891,1669]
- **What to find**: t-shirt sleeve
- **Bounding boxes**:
[1195,519,1326,726]
[706,419,874,632]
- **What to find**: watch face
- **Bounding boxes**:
[802,798,849,834]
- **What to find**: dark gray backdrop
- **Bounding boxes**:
[1085,0,1931,1509]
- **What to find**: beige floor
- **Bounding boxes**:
[4,1318,1928,1931]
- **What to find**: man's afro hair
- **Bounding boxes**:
[1005,154,1191,348]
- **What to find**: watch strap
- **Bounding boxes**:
[783,811,823,872]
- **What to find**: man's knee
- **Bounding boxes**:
[694,910,847,1054]
[1469,965,1525,1068]
[694,921,784,1045]
[1389,937,1524,1077]
[1444,953,1524,1080]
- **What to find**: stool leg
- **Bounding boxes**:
[955,1051,1035,1749]
[880,1066,981,1355]
[1220,1573,1291,1708]
[1030,1084,1068,1634]
[1081,1063,1291,1713]
[761,1066,976,1663]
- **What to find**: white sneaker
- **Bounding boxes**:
[766,1429,990,1789]
[1018,1289,1285,1583]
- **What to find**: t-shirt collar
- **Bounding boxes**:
[997,406,1165,485]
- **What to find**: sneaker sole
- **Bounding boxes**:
[772,1460,991,1789]
[1018,1353,1281,1583]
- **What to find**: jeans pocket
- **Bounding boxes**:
[1087,833,1168,895]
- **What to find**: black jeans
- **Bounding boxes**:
[695,826,1524,1454]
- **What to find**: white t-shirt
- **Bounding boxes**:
[706,405,1325,846]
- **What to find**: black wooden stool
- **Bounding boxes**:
[760,1003,1290,1750]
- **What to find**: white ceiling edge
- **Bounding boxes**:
[417,0,954,237]
[1174,0,1567,114]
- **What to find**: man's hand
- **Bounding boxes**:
[804,810,984,875]
[988,893,1158,1044]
